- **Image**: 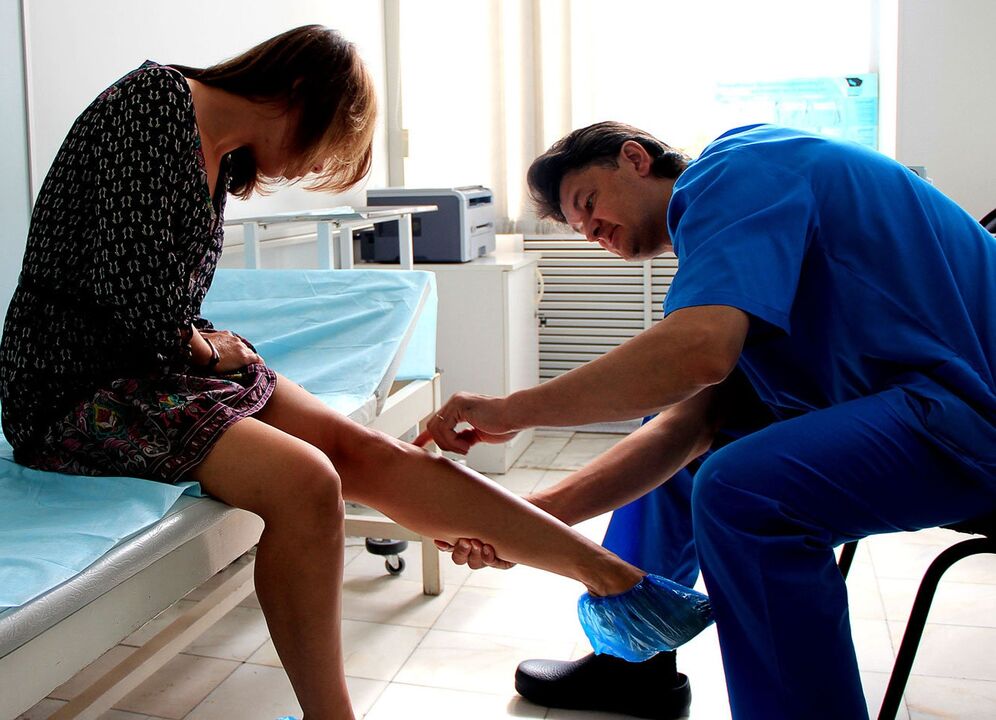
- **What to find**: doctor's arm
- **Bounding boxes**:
[440,385,724,570]
[425,304,749,454]
[529,387,719,526]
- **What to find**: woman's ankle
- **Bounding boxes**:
[584,559,645,597]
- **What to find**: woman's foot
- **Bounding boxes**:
[577,574,714,661]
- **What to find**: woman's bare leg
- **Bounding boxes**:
[255,374,644,596]
[192,418,353,720]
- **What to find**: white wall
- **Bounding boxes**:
[0,1,32,318]
[4,1,995,283]
[22,0,388,217]
[895,0,996,219]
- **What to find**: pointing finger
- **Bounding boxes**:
[413,430,433,448]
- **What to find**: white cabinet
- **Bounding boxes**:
[402,252,540,473]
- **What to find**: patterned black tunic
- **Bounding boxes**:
[0,62,275,482]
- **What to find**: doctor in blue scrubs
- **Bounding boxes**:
[423,121,996,720]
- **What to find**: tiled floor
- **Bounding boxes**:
[18,430,996,720]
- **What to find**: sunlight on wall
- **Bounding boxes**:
[396,0,877,226]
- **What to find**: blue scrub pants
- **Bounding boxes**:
[604,388,996,720]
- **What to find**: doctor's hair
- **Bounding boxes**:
[172,25,376,199]
[527,121,689,223]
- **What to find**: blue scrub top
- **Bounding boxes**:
[665,124,996,481]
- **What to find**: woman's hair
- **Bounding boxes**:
[527,121,689,223]
[174,25,376,198]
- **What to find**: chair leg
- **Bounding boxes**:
[878,537,996,720]
[838,540,859,580]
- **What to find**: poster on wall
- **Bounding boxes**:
[715,73,879,150]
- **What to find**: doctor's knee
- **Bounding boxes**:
[691,444,782,538]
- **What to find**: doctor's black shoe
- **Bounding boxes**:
[514,650,691,719]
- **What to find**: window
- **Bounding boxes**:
[391,0,879,230]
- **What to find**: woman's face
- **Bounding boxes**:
[251,107,322,181]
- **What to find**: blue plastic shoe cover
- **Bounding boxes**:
[577,573,714,662]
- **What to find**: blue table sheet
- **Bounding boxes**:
[201,269,437,415]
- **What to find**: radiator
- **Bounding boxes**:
[523,235,678,381]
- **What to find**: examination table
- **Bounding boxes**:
[0,268,442,719]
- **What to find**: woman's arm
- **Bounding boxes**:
[85,69,200,374]
[189,326,214,366]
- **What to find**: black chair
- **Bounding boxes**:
[837,210,996,717]
[980,207,996,233]
[838,511,996,719]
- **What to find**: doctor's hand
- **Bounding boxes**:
[434,538,516,570]
[416,391,519,454]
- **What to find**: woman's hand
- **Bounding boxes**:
[202,329,263,372]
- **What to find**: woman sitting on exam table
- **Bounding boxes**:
[0,25,709,720]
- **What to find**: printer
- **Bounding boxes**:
[362,186,496,263]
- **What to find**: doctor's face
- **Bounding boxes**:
[558,147,672,261]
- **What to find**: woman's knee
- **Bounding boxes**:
[322,422,423,498]
[262,444,345,530]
